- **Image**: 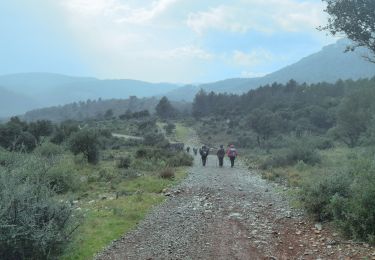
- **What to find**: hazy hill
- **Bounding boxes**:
[0,73,181,117]
[0,87,37,118]
[23,96,191,122]
[166,39,375,101]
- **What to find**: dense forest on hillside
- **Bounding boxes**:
[193,78,375,148]
[23,96,191,122]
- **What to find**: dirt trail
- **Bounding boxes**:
[97,146,374,259]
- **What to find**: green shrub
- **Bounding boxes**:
[34,142,64,158]
[167,152,194,167]
[311,136,334,150]
[262,142,321,169]
[14,131,37,152]
[143,133,168,147]
[46,158,79,193]
[301,159,375,243]
[159,168,175,179]
[69,129,100,164]
[0,161,78,259]
[119,169,139,179]
[300,170,351,220]
[116,156,132,169]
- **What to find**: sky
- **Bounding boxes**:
[0,0,337,83]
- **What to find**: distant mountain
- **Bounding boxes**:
[3,39,375,117]
[0,73,181,117]
[0,87,37,118]
[166,39,375,101]
[23,96,191,122]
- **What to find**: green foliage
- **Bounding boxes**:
[335,87,375,147]
[14,131,37,152]
[46,158,80,193]
[262,141,321,169]
[156,96,177,119]
[159,168,175,179]
[116,156,132,169]
[134,147,193,170]
[28,120,53,142]
[300,170,351,220]
[164,122,176,135]
[321,0,375,62]
[0,157,78,260]
[143,132,169,147]
[301,158,375,243]
[34,142,65,158]
[69,129,100,164]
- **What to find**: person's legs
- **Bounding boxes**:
[202,157,207,166]
[230,157,235,168]
[219,157,223,167]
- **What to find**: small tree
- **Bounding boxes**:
[104,109,114,119]
[69,129,100,164]
[156,97,177,119]
[28,120,53,143]
[164,122,176,135]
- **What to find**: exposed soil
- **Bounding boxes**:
[97,151,375,260]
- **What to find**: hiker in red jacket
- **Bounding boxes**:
[227,144,238,168]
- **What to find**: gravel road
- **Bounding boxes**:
[97,152,375,260]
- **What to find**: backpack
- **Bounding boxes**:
[202,150,208,157]
[229,148,237,157]
[217,148,225,158]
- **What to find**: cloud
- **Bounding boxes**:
[151,45,213,60]
[187,0,327,35]
[49,0,333,82]
[232,49,274,67]
[61,0,179,25]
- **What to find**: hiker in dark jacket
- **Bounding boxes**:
[186,146,190,153]
[193,147,198,156]
[226,144,238,168]
[217,145,225,167]
[199,145,209,166]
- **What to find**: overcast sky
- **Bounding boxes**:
[0,0,337,83]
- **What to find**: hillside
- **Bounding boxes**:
[23,96,191,122]
[0,73,181,117]
[0,87,37,118]
[166,39,375,101]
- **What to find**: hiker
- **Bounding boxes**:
[227,144,238,168]
[217,145,225,167]
[193,147,198,156]
[199,145,209,166]
[186,146,190,153]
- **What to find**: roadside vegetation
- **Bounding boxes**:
[191,77,375,244]
[0,107,193,259]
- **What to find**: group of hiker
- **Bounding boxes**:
[186,144,238,168]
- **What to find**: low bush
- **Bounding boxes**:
[167,153,194,167]
[301,158,375,243]
[116,156,132,169]
[119,169,139,179]
[46,158,79,193]
[34,142,65,158]
[0,159,78,259]
[261,142,321,169]
[143,133,168,147]
[300,169,351,220]
[159,168,175,179]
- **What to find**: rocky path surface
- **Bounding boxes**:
[97,154,375,260]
